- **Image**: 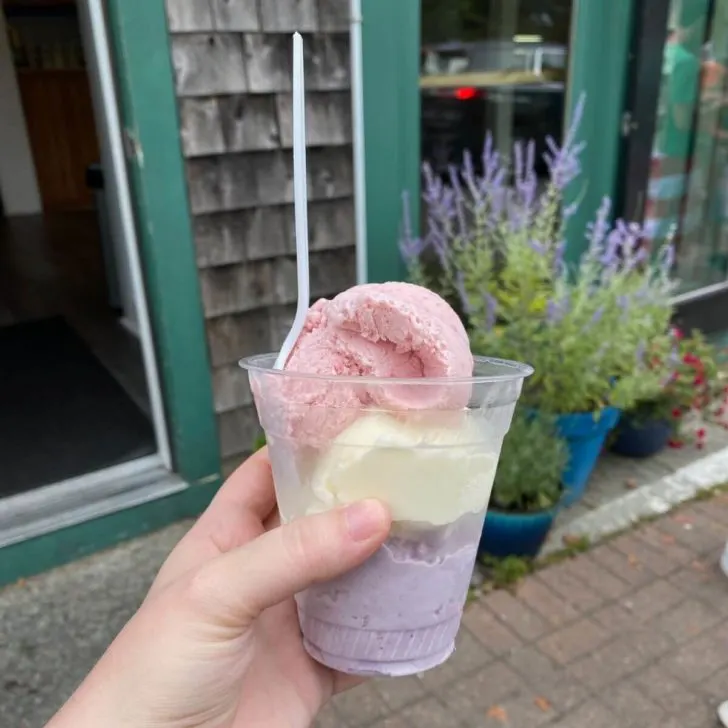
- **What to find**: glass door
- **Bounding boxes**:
[621,0,728,307]
[420,0,574,182]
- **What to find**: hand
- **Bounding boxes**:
[47,449,392,728]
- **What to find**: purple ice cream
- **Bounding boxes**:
[296,515,482,676]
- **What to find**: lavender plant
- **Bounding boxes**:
[401,95,677,414]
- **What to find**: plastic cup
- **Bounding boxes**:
[240,354,533,677]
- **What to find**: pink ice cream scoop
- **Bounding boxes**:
[265,282,473,445]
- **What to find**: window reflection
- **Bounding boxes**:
[420,1,573,179]
[645,0,728,293]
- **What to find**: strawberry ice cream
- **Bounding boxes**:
[277,282,473,445]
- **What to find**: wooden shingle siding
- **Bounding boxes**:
[186,146,353,214]
[218,406,261,459]
[165,0,215,32]
[259,0,319,32]
[318,0,351,31]
[276,90,351,147]
[194,197,354,268]
[199,246,356,318]
[210,0,261,32]
[165,0,356,460]
[171,34,248,96]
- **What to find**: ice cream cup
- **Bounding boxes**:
[240,354,533,677]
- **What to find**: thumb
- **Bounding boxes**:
[183,500,391,626]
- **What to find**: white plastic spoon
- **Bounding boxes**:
[274,32,310,369]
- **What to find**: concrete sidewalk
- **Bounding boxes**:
[2,497,728,728]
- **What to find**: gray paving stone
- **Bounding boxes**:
[551,699,618,728]
[633,664,704,715]
[332,684,389,727]
[600,682,666,727]
[398,697,463,728]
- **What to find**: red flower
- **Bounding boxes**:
[671,408,682,418]
[715,406,726,417]
[696,428,706,439]
[683,353,699,365]
[668,438,684,449]
[672,327,684,340]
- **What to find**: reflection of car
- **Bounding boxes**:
[420,41,566,178]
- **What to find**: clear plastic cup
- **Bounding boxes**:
[240,354,533,677]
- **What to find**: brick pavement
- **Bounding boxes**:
[322,493,728,728]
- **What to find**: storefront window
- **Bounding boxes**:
[420,0,573,179]
[644,0,728,294]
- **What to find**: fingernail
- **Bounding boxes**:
[344,500,386,542]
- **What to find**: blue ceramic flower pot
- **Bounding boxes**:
[611,416,672,458]
[555,407,621,506]
[478,507,557,559]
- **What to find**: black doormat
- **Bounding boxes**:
[0,317,156,498]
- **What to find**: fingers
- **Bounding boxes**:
[148,449,277,598]
[184,500,391,627]
[211,447,277,522]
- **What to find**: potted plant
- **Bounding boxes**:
[401,95,677,505]
[612,328,721,456]
[479,410,568,558]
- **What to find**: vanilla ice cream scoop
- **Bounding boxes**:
[307,412,499,525]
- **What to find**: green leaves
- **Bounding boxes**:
[490,411,568,512]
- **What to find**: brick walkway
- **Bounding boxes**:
[322,494,728,728]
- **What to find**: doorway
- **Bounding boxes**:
[0,1,165,500]
[619,0,728,333]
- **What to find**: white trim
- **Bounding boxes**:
[81,0,171,468]
[0,455,188,549]
[350,0,368,284]
[671,280,728,306]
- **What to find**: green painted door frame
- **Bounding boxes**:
[362,0,421,283]
[361,0,638,278]
[563,0,636,265]
[0,1,221,586]
[105,1,220,486]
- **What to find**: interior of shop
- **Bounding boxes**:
[419,0,573,179]
[0,0,154,499]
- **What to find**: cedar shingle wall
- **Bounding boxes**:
[165,0,356,469]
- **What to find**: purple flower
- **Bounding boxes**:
[398,235,426,265]
[426,221,449,268]
[455,271,472,315]
[553,240,567,274]
[448,165,468,238]
[529,239,546,255]
[484,293,498,329]
[601,229,622,268]
[481,133,500,187]
[590,306,605,325]
[399,191,426,264]
[461,150,483,208]
[587,197,612,253]
[547,299,568,323]
[563,200,579,220]
[543,93,586,190]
